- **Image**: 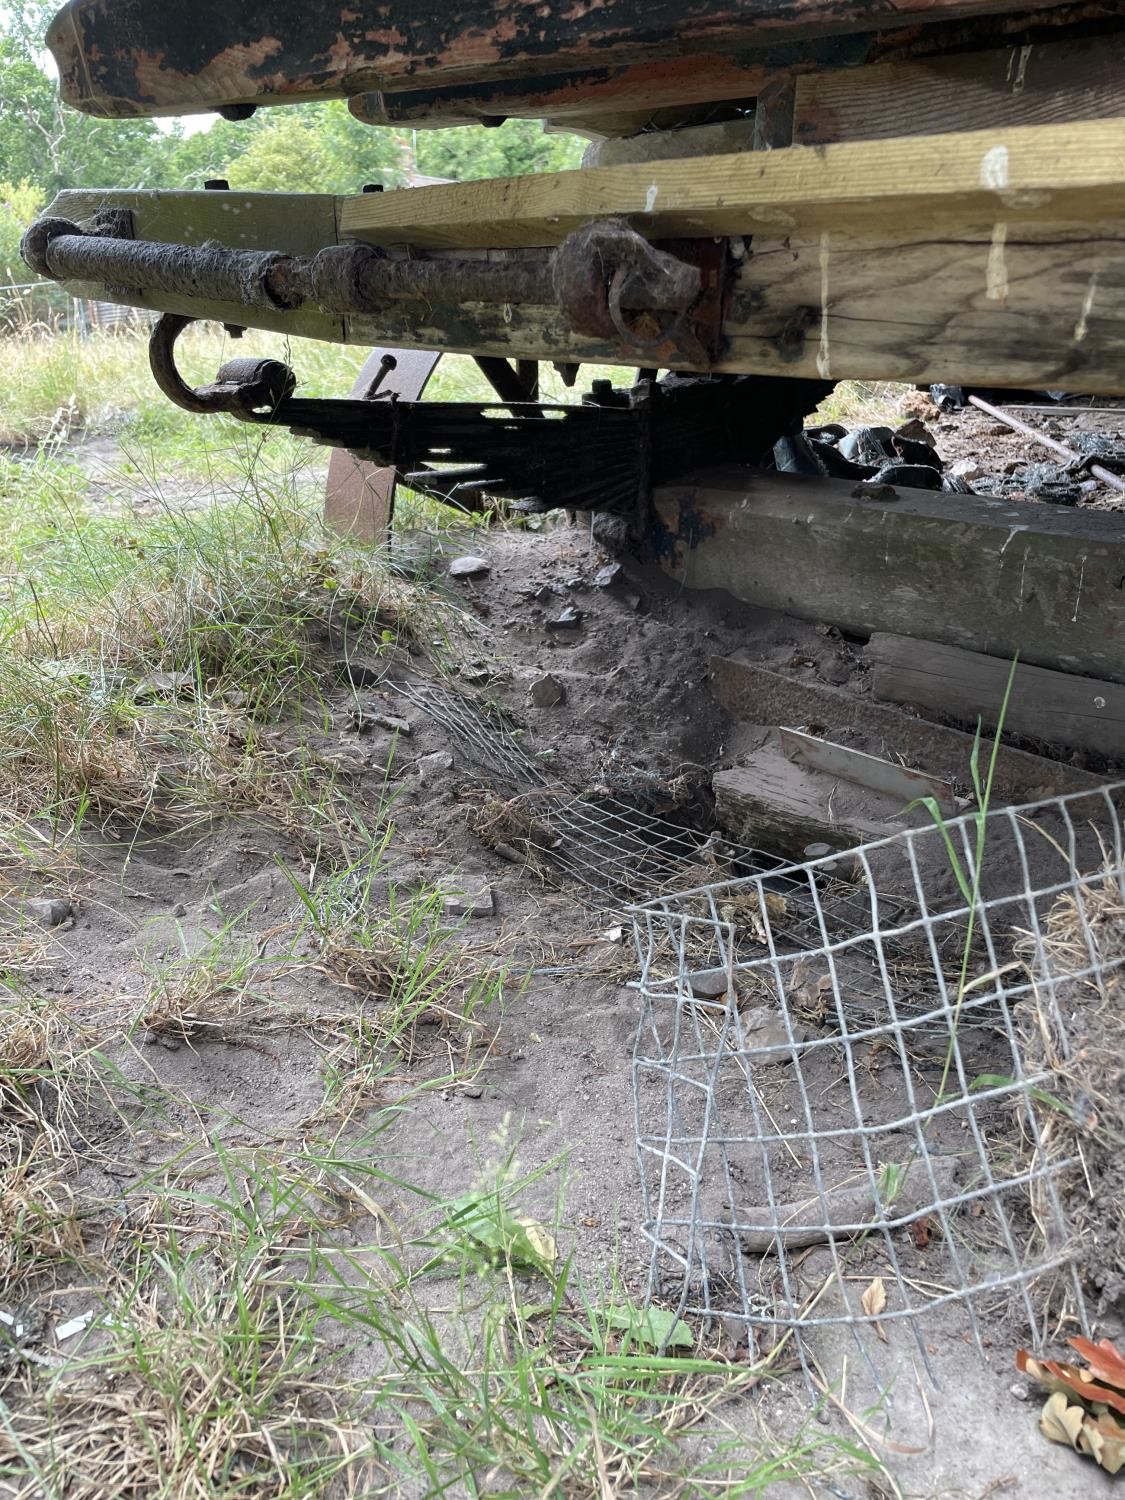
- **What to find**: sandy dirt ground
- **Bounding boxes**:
[8,390,1124,1497]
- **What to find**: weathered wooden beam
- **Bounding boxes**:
[49,0,1074,118]
[867,633,1125,759]
[43,169,1125,394]
[792,31,1125,144]
[348,4,1123,131]
[709,657,1107,797]
[651,468,1125,683]
[340,119,1125,247]
[713,746,914,855]
[723,216,1125,395]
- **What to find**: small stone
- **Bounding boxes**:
[23,897,71,928]
[416,750,453,781]
[545,606,582,631]
[950,456,983,481]
[459,1084,483,1099]
[529,673,566,707]
[1010,1382,1030,1402]
[594,562,624,588]
[895,418,937,448]
[443,882,495,919]
[348,708,379,734]
[375,713,413,737]
[803,843,835,861]
[333,657,382,688]
[741,1007,812,1057]
[492,842,522,863]
[448,555,490,579]
[686,968,731,999]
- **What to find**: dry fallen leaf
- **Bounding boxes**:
[910,1216,933,1250]
[1018,1335,1125,1475]
[861,1277,887,1319]
[1039,1392,1125,1475]
[1016,1349,1125,1418]
[1069,1337,1125,1391]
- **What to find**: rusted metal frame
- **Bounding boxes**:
[148,313,295,417]
[325,345,442,540]
[47,0,1078,119]
[24,221,554,312]
[967,393,1125,493]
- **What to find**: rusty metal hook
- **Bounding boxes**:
[148,313,296,419]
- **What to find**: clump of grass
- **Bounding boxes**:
[136,911,274,1046]
[468,790,561,878]
[0,994,101,1302]
[0,440,461,848]
[1017,859,1125,1315]
[290,855,506,1105]
[3,1223,383,1498]
[813,380,911,429]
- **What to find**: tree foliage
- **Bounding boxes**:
[0,3,585,205]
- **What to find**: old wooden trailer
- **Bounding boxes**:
[22,0,1125,683]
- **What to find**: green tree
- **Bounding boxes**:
[224,104,407,194]
[0,38,170,194]
[415,118,584,182]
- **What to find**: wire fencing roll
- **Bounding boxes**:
[630,785,1124,1387]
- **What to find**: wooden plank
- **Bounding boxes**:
[651,468,1125,684]
[867,633,1125,759]
[723,217,1125,395]
[713,747,912,856]
[342,3,1125,130]
[708,657,1107,798]
[50,0,1071,118]
[793,33,1125,145]
[340,119,1125,248]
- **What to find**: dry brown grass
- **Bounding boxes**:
[0,1259,382,1500]
[468,791,562,879]
[1018,861,1125,1315]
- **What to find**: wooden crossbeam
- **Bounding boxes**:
[792,31,1125,145]
[340,119,1125,248]
[649,468,1125,683]
[867,633,1125,758]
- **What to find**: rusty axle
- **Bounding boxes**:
[21,214,706,342]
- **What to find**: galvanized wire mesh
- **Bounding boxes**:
[630,785,1124,1385]
[392,677,807,906]
[388,679,1122,1384]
